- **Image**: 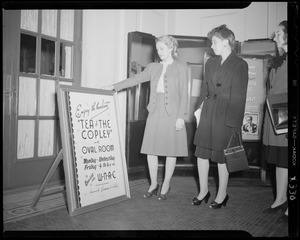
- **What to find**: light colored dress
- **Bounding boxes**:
[113,60,189,157]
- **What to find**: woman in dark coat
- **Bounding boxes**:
[192,25,249,208]
[103,35,189,200]
[262,21,288,221]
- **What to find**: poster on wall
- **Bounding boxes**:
[203,53,268,141]
[240,56,268,141]
[242,113,259,135]
[57,85,130,216]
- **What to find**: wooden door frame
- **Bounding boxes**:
[125,31,156,175]
[2,10,83,190]
[3,10,20,188]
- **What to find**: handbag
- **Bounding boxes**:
[266,93,288,134]
[224,131,249,173]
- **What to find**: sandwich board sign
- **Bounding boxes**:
[57,84,130,216]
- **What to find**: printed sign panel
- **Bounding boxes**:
[241,57,268,141]
[57,85,130,216]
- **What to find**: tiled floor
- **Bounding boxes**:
[3,175,289,238]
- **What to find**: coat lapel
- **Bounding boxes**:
[213,52,236,92]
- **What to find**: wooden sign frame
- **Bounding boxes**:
[57,85,130,216]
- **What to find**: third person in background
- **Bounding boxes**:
[262,20,288,222]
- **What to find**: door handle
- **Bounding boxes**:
[3,74,15,115]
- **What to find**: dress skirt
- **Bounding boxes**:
[140,93,188,157]
[195,146,225,164]
[194,130,241,164]
[262,145,288,168]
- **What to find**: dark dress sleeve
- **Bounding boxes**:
[225,59,249,128]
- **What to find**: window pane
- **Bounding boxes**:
[38,120,54,157]
[20,10,38,32]
[59,81,72,86]
[41,38,55,76]
[39,79,56,116]
[17,120,35,159]
[60,43,73,78]
[18,76,36,116]
[41,10,57,37]
[60,10,74,41]
[20,34,36,73]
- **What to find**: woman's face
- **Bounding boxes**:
[211,36,226,55]
[273,25,287,51]
[156,41,173,61]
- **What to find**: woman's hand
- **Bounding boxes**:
[175,118,185,131]
[100,85,115,91]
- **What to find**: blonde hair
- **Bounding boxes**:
[156,35,179,58]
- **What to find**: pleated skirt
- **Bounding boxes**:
[140,93,188,157]
[194,131,241,164]
[195,146,225,164]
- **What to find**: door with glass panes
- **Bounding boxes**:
[3,10,82,189]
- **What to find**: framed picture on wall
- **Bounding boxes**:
[242,113,259,136]
[239,55,269,141]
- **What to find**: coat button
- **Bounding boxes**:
[216,83,221,87]
[213,94,217,99]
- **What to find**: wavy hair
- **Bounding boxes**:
[156,35,179,58]
[207,24,236,50]
[268,20,288,69]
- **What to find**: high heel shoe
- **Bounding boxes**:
[209,195,229,209]
[192,191,211,205]
[143,184,159,198]
[263,201,288,214]
[158,187,171,200]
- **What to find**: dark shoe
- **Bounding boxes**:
[209,195,229,209]
[192,191,211,205]
[158,187,171,200]
[143,184,159,198]
[263,201,287,214]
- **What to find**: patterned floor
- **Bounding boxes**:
[3,176,289,237]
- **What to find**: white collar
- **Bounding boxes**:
[160,59,174,66]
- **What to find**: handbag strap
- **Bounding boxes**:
[226,130,243,150]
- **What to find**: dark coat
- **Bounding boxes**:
[262,59,287,147]
[194,52,249,151]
